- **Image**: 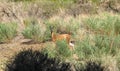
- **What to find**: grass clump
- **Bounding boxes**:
[0,22,17,43]
[74,27,120,70]
[44,17,80,35]
[41,42,57,58]
[22,19,47,43]
[114,18,120,35]
[75,37,95,60]
[42,40,72,61]
[75,33,120,59]
[84,14,120,35]
[74,35,119,71]
[56,40,72,60]
[94,34,120,55]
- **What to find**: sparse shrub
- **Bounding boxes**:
[56,40,72,60]
[0,22,17,43]
[44,19,61,33]
[41,42,57,58]
[64,18,81,35]
[84,14,120,35]
[22,20,47,43]
[44,28,52,41]
[75,37,95,59]
[23,18,38,27]
[75,33,120,60]
[44,17,80,35]
[42,40,72,61]
[114,18,120,35]
[5,49,71,71]
[94,34,120,55]
[73,29,120,71]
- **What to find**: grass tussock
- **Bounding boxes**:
[41,42,56,58]
[74,26,120,71]
[42,40,72,61]
[44,16,80,35]
[0,22,17,43]
[55,40,72,60]
[22,19,49,43]
[84,13,120,35]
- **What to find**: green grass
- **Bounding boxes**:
[22,19,47,43]
[41,40,72,61]
[42,35,119,70]
[74,32,120,71]
[44,17,80,35]
[84,14,120,35]
[0,22,17,43]
[55,40,72,60]
[41,13,120,71]
[75,34,120,57]
[41,42,57,58]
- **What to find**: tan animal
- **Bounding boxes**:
[50,26,75,50]
[51,32,71,44]
[50,26,71,44]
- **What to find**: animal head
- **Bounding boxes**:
[49,26,54,34]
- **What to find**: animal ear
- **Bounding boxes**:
[49,26,54,33]
[49,26,54,30]
[49,26,52,30]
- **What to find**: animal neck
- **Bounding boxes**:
[51,32,56,41]
[52,32,56,38]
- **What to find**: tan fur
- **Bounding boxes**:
[51,32,71,44]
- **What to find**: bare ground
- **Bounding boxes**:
[0,39,49,71]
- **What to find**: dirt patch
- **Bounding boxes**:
[0,41,47,71]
